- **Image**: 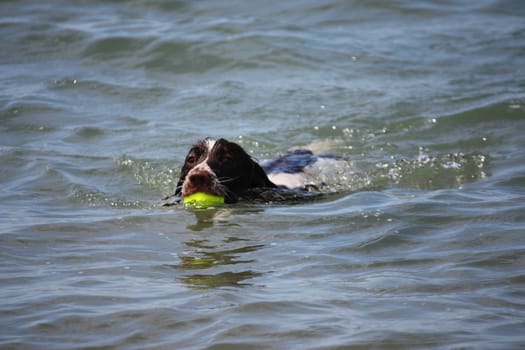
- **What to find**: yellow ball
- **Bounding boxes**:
[183,192,225,208]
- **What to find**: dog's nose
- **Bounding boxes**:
[188,170,212,185]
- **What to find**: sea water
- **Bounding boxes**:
[1,1,525,348]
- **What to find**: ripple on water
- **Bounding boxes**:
[1,0,525,349]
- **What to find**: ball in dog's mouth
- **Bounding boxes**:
[183,192,225,208]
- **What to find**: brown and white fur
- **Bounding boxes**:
[174,138,343,203]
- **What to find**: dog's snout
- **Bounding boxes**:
[188,170,212,185]
[181,165,225,197]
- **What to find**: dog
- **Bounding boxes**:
[172,137,344,204]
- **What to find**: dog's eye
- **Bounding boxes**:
[186,156,196,165]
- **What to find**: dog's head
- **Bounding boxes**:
[175,138,276,203]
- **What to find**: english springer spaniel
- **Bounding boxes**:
[172,137,339,204]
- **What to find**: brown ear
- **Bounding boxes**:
[250,160,277,188]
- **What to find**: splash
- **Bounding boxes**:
[116,155,178,196]
[71,186,144,208]
[116,143,489,207]
[372,148,489,190]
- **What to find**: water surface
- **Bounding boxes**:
[1,0,525,349]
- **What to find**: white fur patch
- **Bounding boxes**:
[205,138,216,153]
[268,157,354,190]
[268,172,308,189]
[190,161,213,174]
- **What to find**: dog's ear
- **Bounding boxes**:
[249,159,277,188]
[174,176,184,196]
[174,161,189,196]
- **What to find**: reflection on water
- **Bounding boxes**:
[170,211,266,288]
[177,240,264,269]
[180,270,262,289]
[186,208,224,231]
